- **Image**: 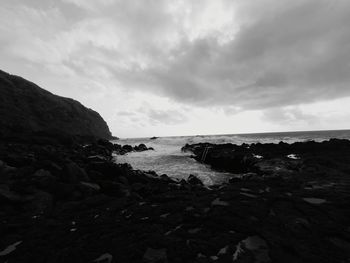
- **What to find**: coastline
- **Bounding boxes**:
[1,136,349,262]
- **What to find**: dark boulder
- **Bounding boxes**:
[122,145,133,152]
[62,162,89,183]
[187,174,204,186]
[135,143,148,152]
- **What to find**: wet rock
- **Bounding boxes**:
[122,145,133,152]
[187,174,204,186]
[135,143,148,152]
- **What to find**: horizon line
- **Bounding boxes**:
[115,128,350,140]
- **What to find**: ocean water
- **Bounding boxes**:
[113,130,350,185]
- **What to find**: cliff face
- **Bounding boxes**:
[0,70,112,139]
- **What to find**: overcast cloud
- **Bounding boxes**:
[1,0,350,137]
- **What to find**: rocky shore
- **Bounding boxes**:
[1,137,350,262]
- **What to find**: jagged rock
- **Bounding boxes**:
[187,174,204,186]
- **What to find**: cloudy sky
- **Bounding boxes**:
[1,0,350,138]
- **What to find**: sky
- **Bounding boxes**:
[1,0,350,138]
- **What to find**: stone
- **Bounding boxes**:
[135,143,148,152]
[143,248,167,263]
[32,169,57,190]
[187,174,203,186]
[28,190,53,214]
[99,181,130,197]
[62,162,90,183]
[78,182,101,196]
[0,241,22,256]
[93,253,113,263]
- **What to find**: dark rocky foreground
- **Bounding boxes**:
[0,138,350,263]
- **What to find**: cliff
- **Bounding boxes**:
[0,70,112,139]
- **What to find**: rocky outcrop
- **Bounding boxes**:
[182,139,350,182]
[0,70,112,139]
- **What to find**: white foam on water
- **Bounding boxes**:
[287,154,300,160]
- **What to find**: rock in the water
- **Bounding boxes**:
[187,174,203,186]
[135,143,148,151]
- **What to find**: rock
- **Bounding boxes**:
[51,182,76,200]
[0,69,112,139]
[32,169,57,190]
[187,174,203,186]
[0,160,16,174]
[233,236,270,263]
[0,241,22,256]
[93,253,113,263]
[134,144,148,152]
[79,182,101,196]
[0,185,30,203]
[62,162,89,183]
[99,181,130,197]
[0,160,16,182]
[122,145,133,152]
[143,248,167,263]
[26,190,53,214]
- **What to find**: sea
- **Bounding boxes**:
[112,129,350,185]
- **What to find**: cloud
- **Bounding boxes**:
[129,0,350,109]
[262,107,319,125]
[1,0,350,136]
[145,108,188,125]
[60,0,115,11]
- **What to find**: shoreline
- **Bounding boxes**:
[1,136,350,262]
